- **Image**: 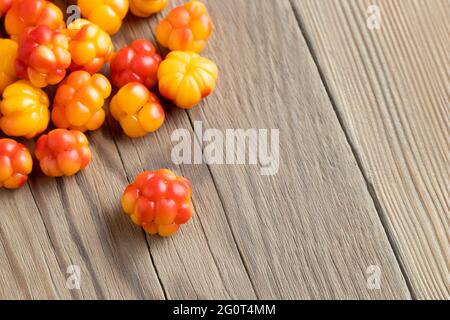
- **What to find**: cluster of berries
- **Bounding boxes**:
[0,0,216,236]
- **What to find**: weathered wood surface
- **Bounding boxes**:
[0,0,445,299]
[290,0,449,299]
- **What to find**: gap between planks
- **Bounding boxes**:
[289,0,449,299]
[287,0,415,299]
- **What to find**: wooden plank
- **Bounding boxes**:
[2,0,257,300]
[0,15,72,300]
[290,0,449,299]
[0,1,166,300]
[27,127,166,299]
[0,186,71,299]
[135,0,410,299]
[111,18,258,300]
[0,0,417,299]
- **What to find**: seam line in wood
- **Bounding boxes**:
[185,112,260,299]
[27,183,69,299]
[106,120,168,299]
[288,0,415,299]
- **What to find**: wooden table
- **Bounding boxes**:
[0,0,448,299]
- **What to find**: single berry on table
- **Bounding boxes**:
[155,0,213,53]
[110,82,165,138]
[158,51,218,109]
[66,19,114,74]
[110,39,161,89]
[35,129,92,177]
[0,139,33,189]
[0,80,50,138]
[15,25,71,88]
[52,70,112,132]
[122,169,194,237]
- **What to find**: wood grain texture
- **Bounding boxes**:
[0,187,70,299]
[112,12,258,300]
[27,127,166,299]
[152,0,410,299]
[290,0,449,299]
[0,0,421,299]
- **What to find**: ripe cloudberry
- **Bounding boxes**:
[35,129,91,177]
[122,169,193,237]
[0,139,32,189]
